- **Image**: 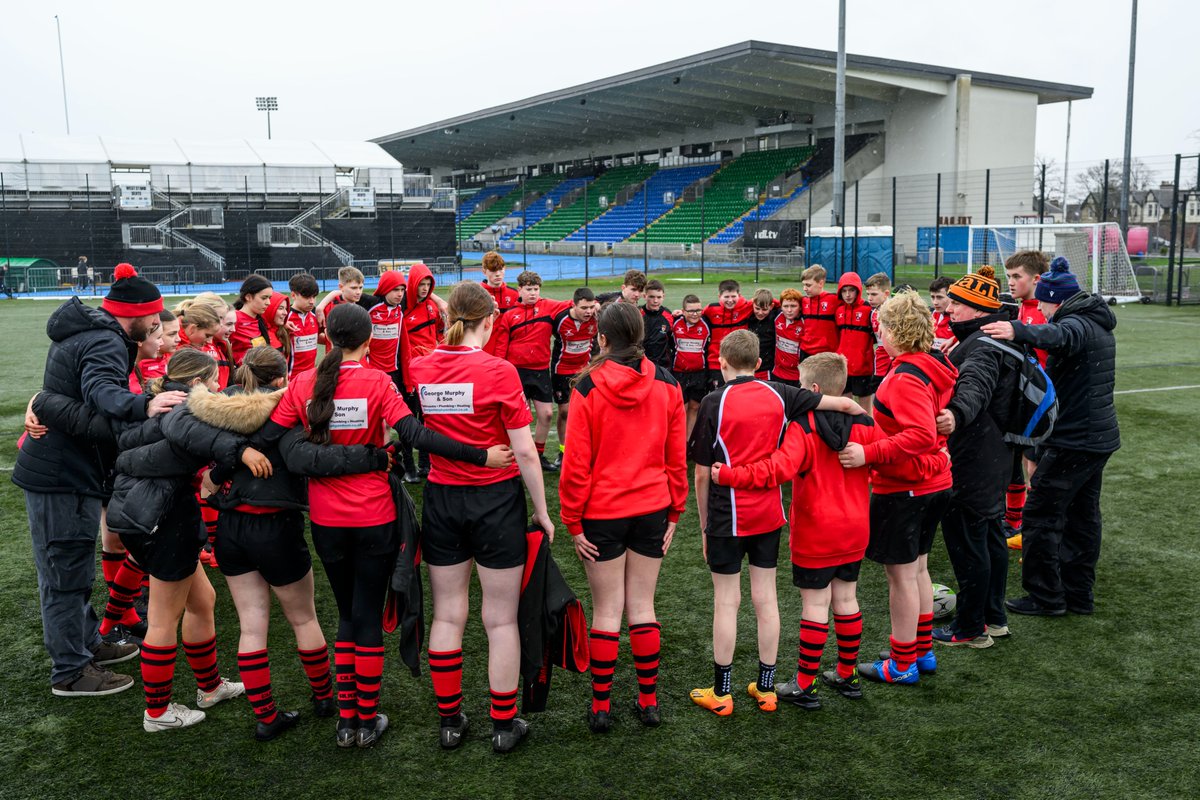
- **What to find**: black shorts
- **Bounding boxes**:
[792,560,862,589]
[119,495,205,582]
[552,373,578,406]
[706,529,781,575]
[845,375,876,397]
[422,477,527,569]
[215,509,311,587]
[674,370,708,404]
[868,375,885,394]
[866,490,951,565]
[310,521,397,564]
[581,507,669,562]
[706,369,726,393]
[516,367,553,404]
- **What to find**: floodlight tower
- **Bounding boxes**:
[256,96,279,139]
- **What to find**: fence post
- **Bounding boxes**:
[806,186,813,269]
[890,176,897,278]
[1166,153,1180,305]
[643,178,649,271]
[389,177,396,270]
[244,175,252,272]
[754,184,761,283]
[1101,159,1110,222]
[982,168,991,265]
[584,179,589,285]
[1038,163,1047,251]
[85,173,95,294]
[934,172,942,278]
[700,188,706,284]
[852,179,859,273]
[1,172,10,290]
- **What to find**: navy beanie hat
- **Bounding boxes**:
[1035,256,1081,304]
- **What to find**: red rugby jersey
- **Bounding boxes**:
[870,307,892,377]
[481,281,521,356]
[701,297,753,370]
[799,291,839,355]
[835,297,874,379]
[1019,298,1049,366]
[366,300,404,373]
[409,345,532,486]
[551,308,598,376]
[230,310,269,366]
[932,311,954,351]
[139,354,170,384]
[270,360,409,526]
[287,309,319,376]
[772,314,803,381]
[491,298,573,371]
[670,316,710,373]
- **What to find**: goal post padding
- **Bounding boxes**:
[966,223,1143,303]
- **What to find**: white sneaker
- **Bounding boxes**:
[986,624,1011,638]
[196,678,245,709]
[144,703,206,732]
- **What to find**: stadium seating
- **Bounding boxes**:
[457,174,562,239]
[628,147,813,244]
[707,185,806,244]
[564,163,719,244]
[501,176,592,240]
[521,164,657,242]
[456,183,516,224]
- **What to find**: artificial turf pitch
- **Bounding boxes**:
[0,289,1197,800]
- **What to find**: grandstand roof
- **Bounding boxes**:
[374,40,1092,168]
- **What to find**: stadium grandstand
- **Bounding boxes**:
[376,40,1091,277]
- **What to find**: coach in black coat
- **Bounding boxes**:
[982,257,1120,617]
[935,267,1021,645]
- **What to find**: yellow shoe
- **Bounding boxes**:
[689,686,733,716]
[1007,533,1023,551]
[746,682,777,712]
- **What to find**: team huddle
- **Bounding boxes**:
[14,246,1119,752]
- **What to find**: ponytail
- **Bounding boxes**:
[235,346,287,392]
[444,281,496,346]
[307,303,372,445]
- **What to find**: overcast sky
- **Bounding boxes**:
[3,0,1197,174]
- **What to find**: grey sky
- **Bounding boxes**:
[3,0,1197,174]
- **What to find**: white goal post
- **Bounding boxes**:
[966,223,1144,304]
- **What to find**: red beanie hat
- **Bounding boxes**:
[102,263,164,317]
[374,269,405,299]
[265,291,289,323]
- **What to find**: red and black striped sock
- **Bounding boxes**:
[535,441,546,456]
[629,622,661,708]
[297,645,333,701]
[355,645,385,723]
[833,612,863,679]
[796,620,828,690]
[916,612,934,657]
[101,551,124,587]
[238,649,277,725]
[99,558,144,636]
[141,642,177,718]
[334,641,357,721]
[588,629,619,715]
[489,687,519,730]
[1006,482,1026,529]
[183,636,221,693]
[428,648,464,720]
[889,636,917,672]
[199,497,219,541]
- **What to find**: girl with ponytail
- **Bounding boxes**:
[406,280,553,753]
[257,302,514,749]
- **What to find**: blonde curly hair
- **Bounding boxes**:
[877,289,933,354]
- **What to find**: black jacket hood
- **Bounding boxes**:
[47,297,126,343]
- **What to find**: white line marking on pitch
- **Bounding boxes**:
[1115,384,1200,395]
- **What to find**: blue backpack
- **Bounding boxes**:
[978,338,1058,447]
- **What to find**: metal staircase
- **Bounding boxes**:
[259,189,355,265]
[122,191,226,273]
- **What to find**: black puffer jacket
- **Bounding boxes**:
[184,385,388,512]
[12,298,149,498]
[641,306,675,370]
[1010,292,1120,454]
[945,311,1022,515]
[748,306,780,373]
[107,380,249,536]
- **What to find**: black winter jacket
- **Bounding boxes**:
[13,298,150,498]
[1010,292,1120,454]
[384,473,424,676]
[641,306,675,370]
[519,527,589,713]
[748,307,780,373]
[945,312,1022,515]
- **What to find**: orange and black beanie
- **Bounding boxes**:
[948,265,1001,312]
[102,263,164,317]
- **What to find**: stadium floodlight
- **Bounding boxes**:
[255,96,279,139]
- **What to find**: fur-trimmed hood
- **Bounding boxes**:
[187,384,283,434]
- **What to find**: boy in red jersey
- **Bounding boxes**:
[688,331,863,716]
[316,266,366,354]
[865,274,892,398]
[701,279,754,392]
[139,309,180,384]
[929,277,954,350]
[670,294,710,439]
[286,273,320,378]
[491,271,574,471]
[835,272,876,409]
[365,270,406,375]
[480,252,520,355]
[551,287,599,463]
[839,291,956,686]
[799,265,839,357]
[1002,250,1050,549]
[772,288,803,387]
[712,353,878,708]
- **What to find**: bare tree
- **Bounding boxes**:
[1034,154,1065,213]
[1074,158,1156,221]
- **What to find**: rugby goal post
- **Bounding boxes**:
[966,223,1145,304]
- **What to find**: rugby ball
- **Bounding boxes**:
[932,583,957,620]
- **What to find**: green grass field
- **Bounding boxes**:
[1,294,1198,800]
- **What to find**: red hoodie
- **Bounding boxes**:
[482,281,521,355]
[558,358,688,536]
[863,350,957,495]
[491,297,574,371]
[402,263,444,359]
[800,290,840,355]
[715,410,881,568]
[702,296,754,370]
[835,273,873,377]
